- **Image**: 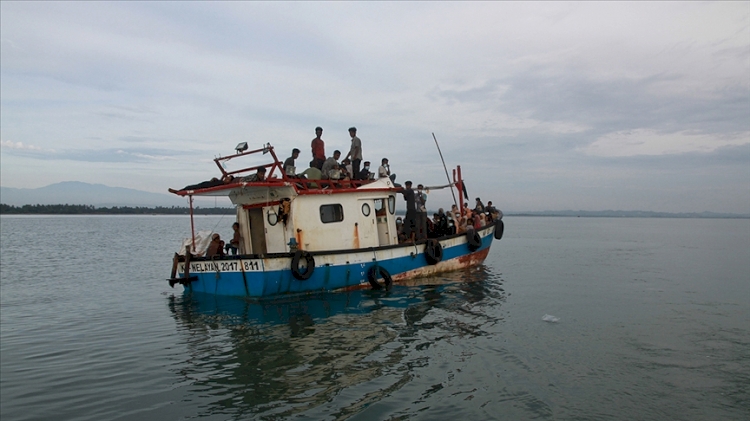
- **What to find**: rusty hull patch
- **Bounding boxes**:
[391,247,490,282]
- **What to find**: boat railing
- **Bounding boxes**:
[214,144,284,180]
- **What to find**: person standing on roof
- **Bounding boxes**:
[311,126,325,170]
[345,127,363,180]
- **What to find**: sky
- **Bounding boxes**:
[1,2,749,213]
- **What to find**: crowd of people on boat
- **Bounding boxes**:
[173,126,400,192]
[395,186,502,243]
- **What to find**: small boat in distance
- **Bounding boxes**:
[167,143,504,298]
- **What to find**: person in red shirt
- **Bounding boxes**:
[311,126,325,170]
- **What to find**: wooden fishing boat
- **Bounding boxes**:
[167,143,504,298]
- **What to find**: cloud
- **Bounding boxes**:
[1,139,54,153]
[2,140,40,151]
[581,129,750,157]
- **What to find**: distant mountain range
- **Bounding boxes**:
[0,181,201,207]
[1,182,747,218]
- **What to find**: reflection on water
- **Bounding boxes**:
[167,265,506,419]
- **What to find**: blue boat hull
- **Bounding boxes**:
[175,224,498,298]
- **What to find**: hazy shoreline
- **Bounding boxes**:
[1,204,747,219]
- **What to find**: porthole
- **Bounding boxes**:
[267,210,279,226]
[362,203,371,217]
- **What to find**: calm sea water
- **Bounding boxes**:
[1,215,748,421]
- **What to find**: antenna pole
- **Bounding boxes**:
[433,133,458,210]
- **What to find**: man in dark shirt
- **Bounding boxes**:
[358,161,372,180]
[284,148,300,176]
[401,180,417,242]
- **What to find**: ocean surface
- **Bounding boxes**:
[1,215,748,421]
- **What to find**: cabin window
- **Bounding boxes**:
[320,204,344,223]
[361,203,371,217]
[388,195,396,215]
[375,199,386,216]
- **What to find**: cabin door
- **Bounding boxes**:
[357,199,377,248]
[375,198,391,246]
[247,208,267,255]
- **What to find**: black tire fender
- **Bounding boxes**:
[424,239,443,265]
[466,229,482,251]
[367,265,393,290]
[291,250,315,280]
[494,220,504,240]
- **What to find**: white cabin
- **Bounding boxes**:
[229,178,400,255]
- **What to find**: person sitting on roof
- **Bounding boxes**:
[341,158,353,178]
[378,158,390,179]
[241,167,266,182]
[284,148,300,176]
[358,161,372,180]
[378,158,397,183]
[321,150,342,179]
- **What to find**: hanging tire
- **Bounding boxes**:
[424,239,443,265]
[291,250,315,280]
[494,220,504,240]
[466,229,482,251]
[367,265,392,290]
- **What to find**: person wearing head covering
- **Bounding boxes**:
[437,208,449,237]
[206,233,225,258]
